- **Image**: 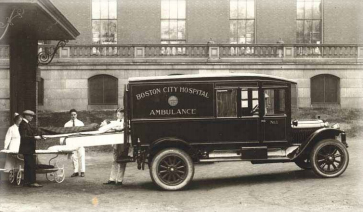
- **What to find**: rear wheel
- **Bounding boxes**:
[150,148,194,191]
[310,139,349,178]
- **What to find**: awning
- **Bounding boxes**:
[0,0,80,43]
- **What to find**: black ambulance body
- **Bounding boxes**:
[123,73,349,190]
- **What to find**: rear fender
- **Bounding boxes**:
[149,137,195,160]
[292,128,345,160]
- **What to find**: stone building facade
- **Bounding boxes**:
[1,0,363,117]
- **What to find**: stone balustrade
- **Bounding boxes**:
[1,44,363,60]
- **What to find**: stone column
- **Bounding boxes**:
[10,30,38,122]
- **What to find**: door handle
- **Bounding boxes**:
[261,120,266,123]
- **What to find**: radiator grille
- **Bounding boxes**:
[291,128,319,144]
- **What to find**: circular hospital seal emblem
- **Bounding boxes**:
[168,96,178,107]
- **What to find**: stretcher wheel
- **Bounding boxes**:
[16,167,22,186]
[9,169,15,184]
[54,165,65,183]
[46,173,55,182]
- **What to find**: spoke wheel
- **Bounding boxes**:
[46,173,55,182]
[295,157,311,170]
[310,139,349,178]
[54,165,65,183]
[150,148,194,191]
[9,169,15,184]
[16,169,22,186]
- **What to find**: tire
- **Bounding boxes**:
[310,139,349,178]
[150,148,194,191]
[294,157,311,170]
[9,169,15,184]
[16,169,22,186]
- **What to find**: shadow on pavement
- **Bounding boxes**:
[137,169,319,191]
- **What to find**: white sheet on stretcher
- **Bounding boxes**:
[62,132,124,148]
[0,149,74,154]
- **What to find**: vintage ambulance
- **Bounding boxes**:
[123,73,349,190]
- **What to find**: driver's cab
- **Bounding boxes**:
[237,84,289,144]
[215,82,289,145]
[241,89,268,116]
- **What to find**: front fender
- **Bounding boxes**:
[291,128,345,160]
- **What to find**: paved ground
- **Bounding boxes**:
[1,135,363,212]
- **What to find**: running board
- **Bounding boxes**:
[202,146,299,162]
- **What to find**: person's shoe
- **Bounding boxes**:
[103,181,116,185]
[28,183,43,188]
[115,182,123,186]
[71,172,79,177]
[80,172,85,177]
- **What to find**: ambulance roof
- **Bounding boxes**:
[128,73,297,84]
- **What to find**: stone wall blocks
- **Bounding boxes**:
[298,88,310,98]
[138,70,156,77]
[45,89,64,99]
[298,97,311,108]
[126,70,140,78]
[340,98,363,109]
[65,80,87,89]
[341,79,362,88]
[65,71,83,79]
[295,79,310,88]
[0,89,9,98]
[340,88,347,98]
[45,80,66,89]
[0,99,10,110]
[0,80,9,89]
[346,88,363,98]
[0,70,9,79]
[346,70,363,79]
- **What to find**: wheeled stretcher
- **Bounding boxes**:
[1,131,125,185]
[0,149,73,185]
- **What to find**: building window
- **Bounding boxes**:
[88,75,118,105]
[297,0,322,44]
[311,74,339,104]
[161,0,186,44]
[38,78,44,106]
[92,0,117,44]
[229,0,255,44]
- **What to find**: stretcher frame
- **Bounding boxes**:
[1,131,125,185]
[1,150,73,185]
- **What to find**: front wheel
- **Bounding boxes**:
[310,139,349,178]
[150,148,194,191]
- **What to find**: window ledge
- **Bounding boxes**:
[311,103,341,109]
[88,105,118,110]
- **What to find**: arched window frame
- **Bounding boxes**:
[88,74,118,105]
[311,74,340,104]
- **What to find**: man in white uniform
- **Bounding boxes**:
[64,109,86,177]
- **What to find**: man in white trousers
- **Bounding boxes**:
[64,109,86,177]
[104,108,127,185]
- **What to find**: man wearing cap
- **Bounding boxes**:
[19,110,43,187]
[64,109,86,177]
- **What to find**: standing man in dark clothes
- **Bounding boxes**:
[19,110,43,187]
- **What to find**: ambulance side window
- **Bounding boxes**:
[216,89,237,118]
[264,89,286,116]
[241,89,259,116]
